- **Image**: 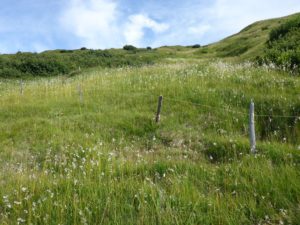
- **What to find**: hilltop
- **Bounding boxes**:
[0,12,300,78]
[0,13,300,225]
[192,12,300,60]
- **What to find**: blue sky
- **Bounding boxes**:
[0,0,300,53]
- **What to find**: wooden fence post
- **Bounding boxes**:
[155,95,163,123]
[249,100,256,153]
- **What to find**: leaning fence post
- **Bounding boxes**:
[249,100,256,153]
[155,95,163,123]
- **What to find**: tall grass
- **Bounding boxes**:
[0,60,299,224]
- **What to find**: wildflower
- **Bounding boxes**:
[17,218,25,223]
[265,215,269,220]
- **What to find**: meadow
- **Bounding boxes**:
[0,59,299,224]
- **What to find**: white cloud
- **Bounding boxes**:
[188,25,211,37]
[0,44,8,53]
[153,0,300,46]
[0,0,299,53]
[60,1,169,48]
[124,14,169,46]
[32,43,51,53]
[60,0,121,48]
[204,0,300,38]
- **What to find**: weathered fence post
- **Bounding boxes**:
[77,84,83,103]
[249,100,256,153]
[155,95,163,123]
[20,79,23,95]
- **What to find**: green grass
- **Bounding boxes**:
[1,12,299,80]
[0,60,299,224]
[193,12,300,61]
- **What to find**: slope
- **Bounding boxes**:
[193,12,300,60]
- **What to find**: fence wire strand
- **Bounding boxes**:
[161,96,300,119]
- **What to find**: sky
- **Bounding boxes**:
[0,0,300,53]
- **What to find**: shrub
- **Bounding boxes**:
[146,47,152,50]
[60,50,74,53]
[0,67,23,78]
[123,45,137,51]
[269,17,300,42]
[192,44,201,48]
[0,45,161,78]
[261,15,300,73]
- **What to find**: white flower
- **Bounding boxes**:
[17,217,25,223]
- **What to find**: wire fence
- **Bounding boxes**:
[1,80,299,152]
[162,96,300,119]
[154,95,300,152]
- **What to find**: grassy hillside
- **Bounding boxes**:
[0,12,299,79]
[0,60,299,224]
[194,12,300,60]
[0,12,300,224]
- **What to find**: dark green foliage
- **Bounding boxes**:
[0,67,23,78]
[191,44,201,48]
[15,55,71,76]
[261,15,300,73]
[123,45,137,51]
[146,46,152,50]
[59,50,74,53]
[217,41,249,57]
[0,48,160,78]
[269,17,300,42]
[255,100,300,143]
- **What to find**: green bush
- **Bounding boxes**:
[191,44,201,48]
[269,17,300,42]
[123,45,137,51]
[0,48,161,78]
[261,16,300,73]
[0,67,23,78]
[218,42,249,57]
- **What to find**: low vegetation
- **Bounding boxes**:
[0,12,299,225]
[260,15,300,73]
[0,60,299,224]
[195,12,300,66]
[0,48,162,78]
